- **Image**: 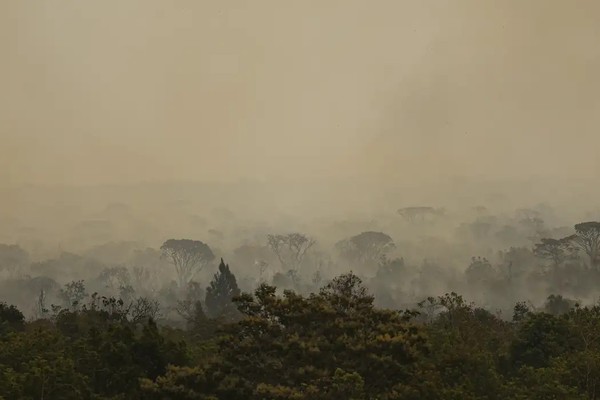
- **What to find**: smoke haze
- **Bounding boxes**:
[2,1,599,188]
[1,1,600,277]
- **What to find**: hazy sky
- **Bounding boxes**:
[1,1,599,186]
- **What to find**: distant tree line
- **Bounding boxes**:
[1,219,600,398]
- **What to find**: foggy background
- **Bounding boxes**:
[2,0,599,186]
[1,1,600,315]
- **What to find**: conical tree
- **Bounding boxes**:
[205,258,241,319]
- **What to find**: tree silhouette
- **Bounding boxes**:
[570,222,600,268]
[335,231,395,268]
[267,233,315,276]
[160,239,215,288]
[533,238,572,268]
[205,258,241,318]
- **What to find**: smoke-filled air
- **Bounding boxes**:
[1,1,600,399]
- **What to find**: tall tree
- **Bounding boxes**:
[533,238,572,268]
[266,233,315,274]
[59,280,88,309]
[205,258,241,318]
[160,239,215,288]
[569,222,600,268]
[335,231,395,268]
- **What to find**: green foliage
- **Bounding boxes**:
[6,271,600,399]
[209,272,426,399]
[0,302,24,334]
[205,258,241,319]
[511,312,575,369]
[544,294,577,315]
[140,365,218,400]
[59,280,88,309]
[0,301,188,399]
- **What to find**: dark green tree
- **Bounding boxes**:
[205,258,241,319]
[209,272,426,399]
[0,302,24,334]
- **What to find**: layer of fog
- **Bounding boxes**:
[2,1,599,186]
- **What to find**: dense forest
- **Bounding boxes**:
[1,213,600,399]
[2,269,600,399]
[3,0,600,398]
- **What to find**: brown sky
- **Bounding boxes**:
[1,1,599,186]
